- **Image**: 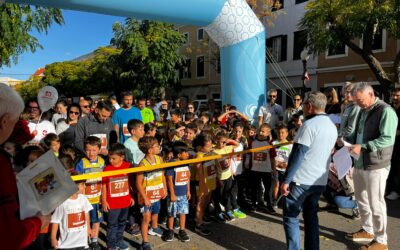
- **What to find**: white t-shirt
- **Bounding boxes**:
[258,103,283,128]
[251,140,273,173]
[292,114,337,186]
[272,140,293,171]
[28,120,56,144]
[51,194,93,249]
[231,143,244,175]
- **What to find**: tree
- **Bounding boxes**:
[111,19,186,97]
[0,3,63,67]
[300,0,400,94]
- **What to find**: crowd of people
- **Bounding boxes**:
[0,82,398,250]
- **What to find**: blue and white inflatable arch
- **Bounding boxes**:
[6,0,266,119]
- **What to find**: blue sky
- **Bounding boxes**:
[0,10,124,80]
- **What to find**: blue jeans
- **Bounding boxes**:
[283,183,325,250]
[333,195,357,209]
[107,207,129,248]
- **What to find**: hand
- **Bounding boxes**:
[130,198,135,206]
[336,138,344,147]
[51,238,58,249]
[102,200,110,212]
[144,197,151,207]
[349,144,362,156]
[87,227,92,238]
[99,148,108,156]
[162,189,168,199]
[186,191,191,201]
[32,130,38,137]
[280,183,290,197]
[36,213,51,230]
[171,194,177,202]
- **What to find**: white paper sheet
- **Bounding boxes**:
[341,139,360,160]
[17,151,78,219]
[333,146,353,180]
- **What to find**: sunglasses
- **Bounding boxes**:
[188,106,194,109]
[69,111,80,115]
[81,105,90,108]
[269,95,277,98]
[294,99,301,101]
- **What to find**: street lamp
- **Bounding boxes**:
[300,48,310,97]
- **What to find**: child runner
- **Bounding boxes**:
[102,144,134,250]
[250,123,276,213]
[42,133,61,157]
[272,125,292,208]
[136,136,167,250]
[74,136,105,250]
[193,133,217,236]
[213,131,240,222]
[164,141,191,242]
[50,172,93,250]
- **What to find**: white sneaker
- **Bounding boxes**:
[385,191,400,200]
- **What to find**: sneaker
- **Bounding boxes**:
[215,212,227,223]
[174,218,180,230]
[272,201,278,209]
[226,211,236,222]
[148,226,163,237]
[117,240,130,250]
[195,223,212,236]
[232,208,247,219]
[360,240,388,250]
[178,229,190,242]
[202,215,213,224]
[164,229,174,242]
[351,208,361,220]
[266,206,276,214]
[385,191,400,200]
[90,241,101,250]
[345,228,374,242]
[126,223,141,236]
[142,242,152,250]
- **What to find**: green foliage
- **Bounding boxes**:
[16,77,46,101]
[300,0,400,87]
[0,3,63,67]
[42,47,121,96]
[111,19,186,96]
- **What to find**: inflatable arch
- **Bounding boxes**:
[6,0,266,120]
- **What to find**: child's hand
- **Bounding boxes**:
[144,197,151,206]
[102,200,110,212]
[130,198,135,206]
[51,238,58,249]
[186,191,191,201]
[87,227,92,238]
[171,194,177,202]
[162,189,168,199]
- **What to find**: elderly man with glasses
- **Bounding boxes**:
[258,89,283,129]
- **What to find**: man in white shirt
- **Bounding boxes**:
[258,89,283,129]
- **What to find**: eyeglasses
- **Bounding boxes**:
[69,111,80,115]
[188,106,194,109]
[28,106,39,111]
[269,95,277,98]
[294,99,301,101]
[81,105,90,108]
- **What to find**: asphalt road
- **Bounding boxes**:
[98,199,400,250]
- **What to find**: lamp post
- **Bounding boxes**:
[300,49,310,97]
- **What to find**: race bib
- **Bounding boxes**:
[175,167,190,186]
[146,185,165,200]
[218,158,230,170]
[254,152,267,162]
[109,176,129,198]
[67,211,85,232]
[84,179,102,199]
[204,161,216,178]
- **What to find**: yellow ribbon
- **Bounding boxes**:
[71,141,293,181]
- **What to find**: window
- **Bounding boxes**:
[361,28,385,52]
[327,42,347,57]
[295,0,308,4]
[179,59,191,79]
[183,32,189,45]
[266,35,287,62]
[196,56,205,77]
[293,30,307,60]
[272,0,284,11]
[197,29,204,41]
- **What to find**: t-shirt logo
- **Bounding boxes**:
[254,152,267,161]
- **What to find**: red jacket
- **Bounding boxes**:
[0,149,42,249]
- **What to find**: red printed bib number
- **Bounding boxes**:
[109,177,129,198]
[85,182,101,198]
[123,124,130,136]
[175,167,190,186]
[205,162,216,177]
[146,186,165,200]
[254,152,267,161]
[67,211,85,232]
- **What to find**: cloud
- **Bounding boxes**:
[65,52,71,56]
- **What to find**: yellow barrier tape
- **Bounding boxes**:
[71,141,293,181]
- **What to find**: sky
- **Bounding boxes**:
[0,10,125,80]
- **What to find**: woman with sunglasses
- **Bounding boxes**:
[56,103,82,146]
[283,94,303,125]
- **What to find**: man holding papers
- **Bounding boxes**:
[346,82,397,250]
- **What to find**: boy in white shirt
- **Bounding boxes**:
[51,172,93,250]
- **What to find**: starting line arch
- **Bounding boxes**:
[6,0,266,120]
